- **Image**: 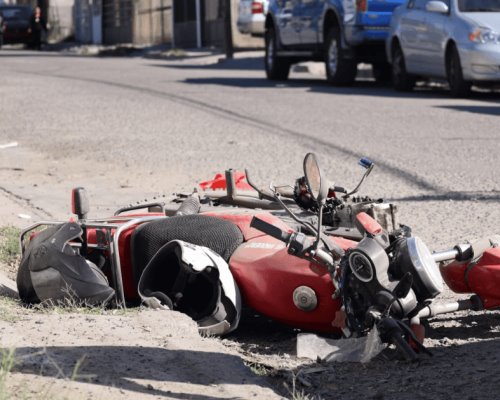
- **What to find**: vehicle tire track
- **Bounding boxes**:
[19,70,460,197]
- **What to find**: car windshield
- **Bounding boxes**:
[0,7,32,20]
[458,0,500,12]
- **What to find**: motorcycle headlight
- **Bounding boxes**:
[469,27,500,44]
[390,237,443,301]
[406,237,443,299]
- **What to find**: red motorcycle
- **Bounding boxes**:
[18,153,500,360]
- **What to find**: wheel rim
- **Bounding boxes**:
[327,39,338,76]
[266,37,274,71]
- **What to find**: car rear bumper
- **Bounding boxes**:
[461,45,500,82]
[3,31,32,44]
[345,25,390,46]
[237,16,265,35]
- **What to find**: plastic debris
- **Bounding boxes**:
[0,142,18,149]
[296,327,385,363]
[17,214,32,220]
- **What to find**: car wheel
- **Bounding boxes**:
[265,27,291,81]
[372,62,392,84]
[324,28,357,86]
[392,45,415,91]
[447,45,471,98]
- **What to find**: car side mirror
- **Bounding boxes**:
[425,1,449,14]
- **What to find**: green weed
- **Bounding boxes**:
[0,297,21,323]
[0,348,16,400]
[246,361,270,376]
[0,227,20,267]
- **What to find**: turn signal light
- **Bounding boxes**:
[252,1,264,14]
[356,0,368,12]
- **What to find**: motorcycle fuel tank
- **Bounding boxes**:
[230,235,344,333]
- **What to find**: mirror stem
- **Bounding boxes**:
[314,203,324,249]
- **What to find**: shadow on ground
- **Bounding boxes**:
[7,345,279,399]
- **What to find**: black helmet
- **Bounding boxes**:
[17,222,115,305]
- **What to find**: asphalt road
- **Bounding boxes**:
[0,47,499,246]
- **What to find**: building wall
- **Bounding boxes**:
[45,0,75,40]
[133,0,172,45]
[71,0,262,48]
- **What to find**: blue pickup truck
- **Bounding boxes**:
[265,0,405,85]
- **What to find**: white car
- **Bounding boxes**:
[237,0,268,36]
[386,0,500,96]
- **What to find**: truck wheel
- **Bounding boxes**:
[391,45,415,91]
[446,45,471,98]
[324,28,357,86]
[265,27,291,81]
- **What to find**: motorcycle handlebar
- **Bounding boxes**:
[250,217,292,243]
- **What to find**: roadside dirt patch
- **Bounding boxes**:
[0,294,285,400]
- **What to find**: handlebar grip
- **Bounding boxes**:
[250,217,292,243]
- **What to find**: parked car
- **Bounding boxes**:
[265,0,405,86]
[237,0,268,36]
[0,4,35,47]
[387,0,500,97]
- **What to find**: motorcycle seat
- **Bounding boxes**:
[130,214,244,286]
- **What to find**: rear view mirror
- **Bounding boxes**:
[426,1,449,14]
[303,153,328,204]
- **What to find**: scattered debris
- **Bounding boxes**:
[0,142,18,150]
[297,328,385,363]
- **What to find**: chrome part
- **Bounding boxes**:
[416,298,479,319]
[432,249,459,263]
[267,36,274,70]
[327,38,339,76]
[350,237,390,287]
[348,251,374,282]
[293,286,318,312]
[407,237,443,296]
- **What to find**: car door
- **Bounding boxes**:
[275,0,302,46]
[398,0,430,73]
[423,0,451,77]
[297,0,324,47]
